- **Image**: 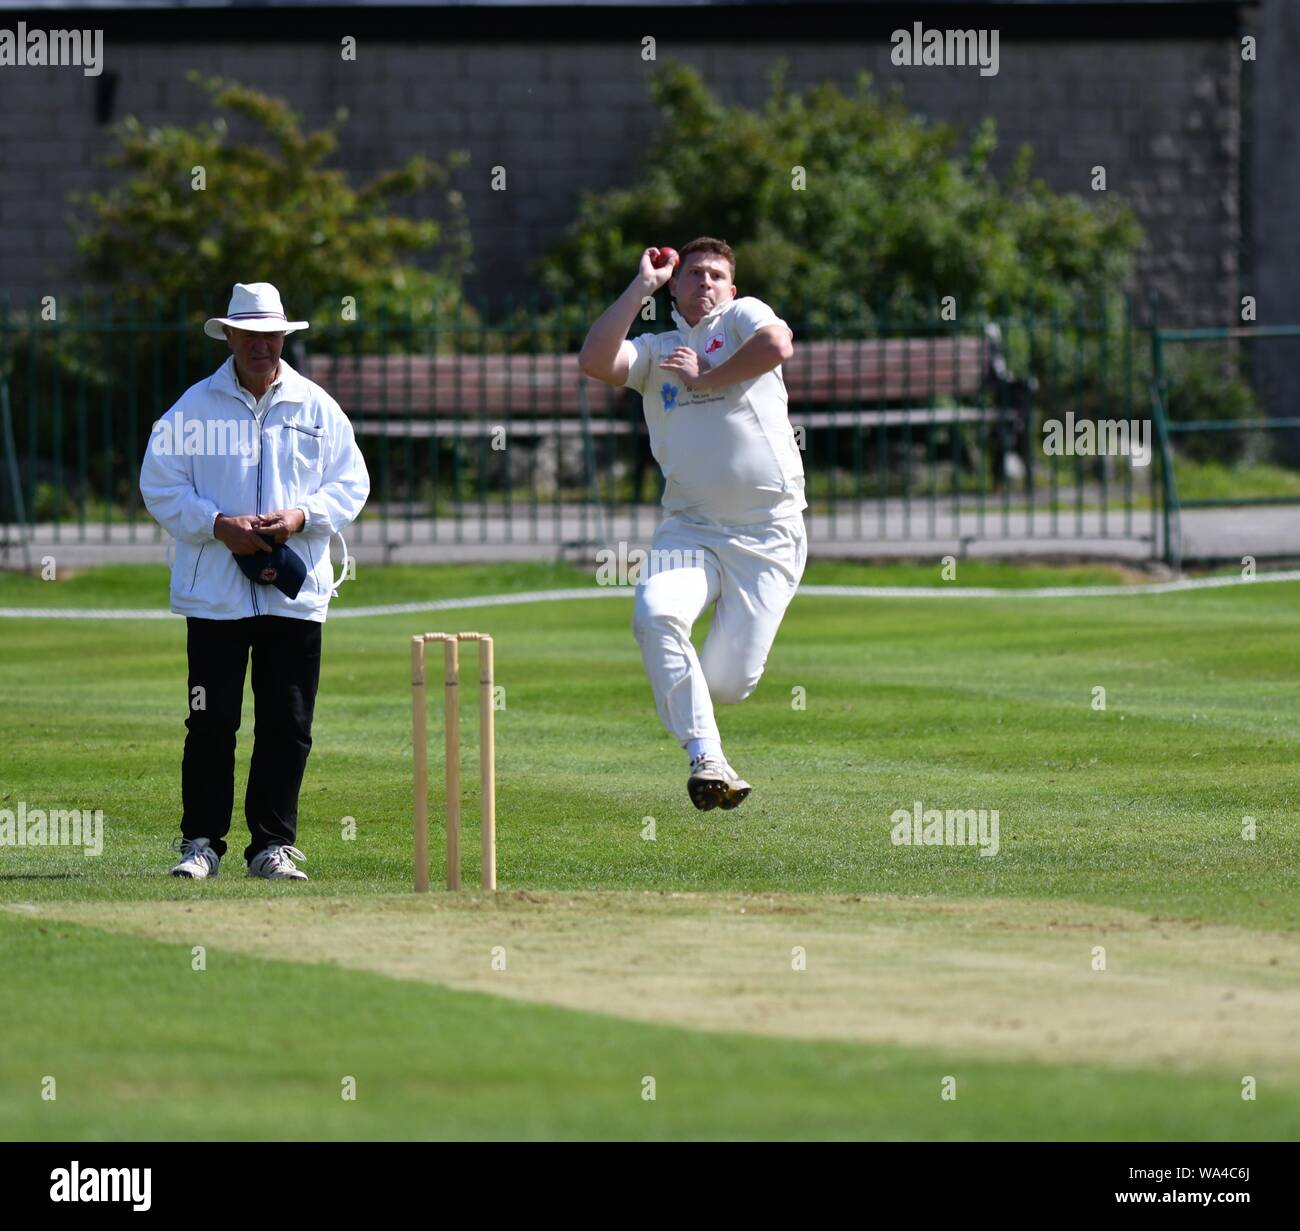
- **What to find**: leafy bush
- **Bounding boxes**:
[73,72,471,333]
[0,74,477,523]
[533,63,1144,334]
[1161,344,1263,465]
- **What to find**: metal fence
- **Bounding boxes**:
[1,293,1269,567]
[1157,323,1300,553]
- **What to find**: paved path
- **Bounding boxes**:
[1,503,1294,570]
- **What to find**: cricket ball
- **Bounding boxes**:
[650,246,679,270]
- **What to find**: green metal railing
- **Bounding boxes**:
[1151,323,1300,521]
[0,294,1229,564]
[0,376,31,569]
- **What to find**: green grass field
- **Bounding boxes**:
[1,560,1297,1140]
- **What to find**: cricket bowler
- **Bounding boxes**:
[579,237,807,810]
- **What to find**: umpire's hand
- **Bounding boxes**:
[253,508,306,545]
[215,513,275,556]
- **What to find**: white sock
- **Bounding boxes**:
[687,738,722,763]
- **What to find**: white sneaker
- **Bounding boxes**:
[246,844,308,880]
[688,755,752,812]
[170,836,221,879]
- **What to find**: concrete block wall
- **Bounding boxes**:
[0,26,1245,329]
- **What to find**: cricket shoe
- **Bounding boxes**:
[246,844,309,881]
[170,836,221,879]
[688,755,752,812]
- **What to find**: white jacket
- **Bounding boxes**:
[139,356,370,622]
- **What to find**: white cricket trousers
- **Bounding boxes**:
[631,511,807,748]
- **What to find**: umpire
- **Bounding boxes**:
[140,282,370,881]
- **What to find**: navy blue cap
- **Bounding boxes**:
[235,533,307,599]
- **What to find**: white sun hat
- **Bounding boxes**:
[203,282,309,339]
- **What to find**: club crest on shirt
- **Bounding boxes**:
[705,335,725,354]
[661,382,680,411]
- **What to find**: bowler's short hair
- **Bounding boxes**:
[678,237,736,281]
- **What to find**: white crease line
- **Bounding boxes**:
[1,570,1298,620]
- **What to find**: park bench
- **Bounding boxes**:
[302,325,1017,438]
[299,325,1028,494]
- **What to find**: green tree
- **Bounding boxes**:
[0,74,476,522]
[535,63,1144,332]
[73,72,471,328]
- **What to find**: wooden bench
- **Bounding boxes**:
[300,328,1029,504]
[300,326,1015,438]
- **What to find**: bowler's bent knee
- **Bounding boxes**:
[632,593,692,643]
[704,667,760,706]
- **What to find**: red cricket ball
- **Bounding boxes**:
[650,246,679,270]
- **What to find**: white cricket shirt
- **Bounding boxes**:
[623,296,807,526]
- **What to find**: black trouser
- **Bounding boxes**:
[181,615,322,862]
